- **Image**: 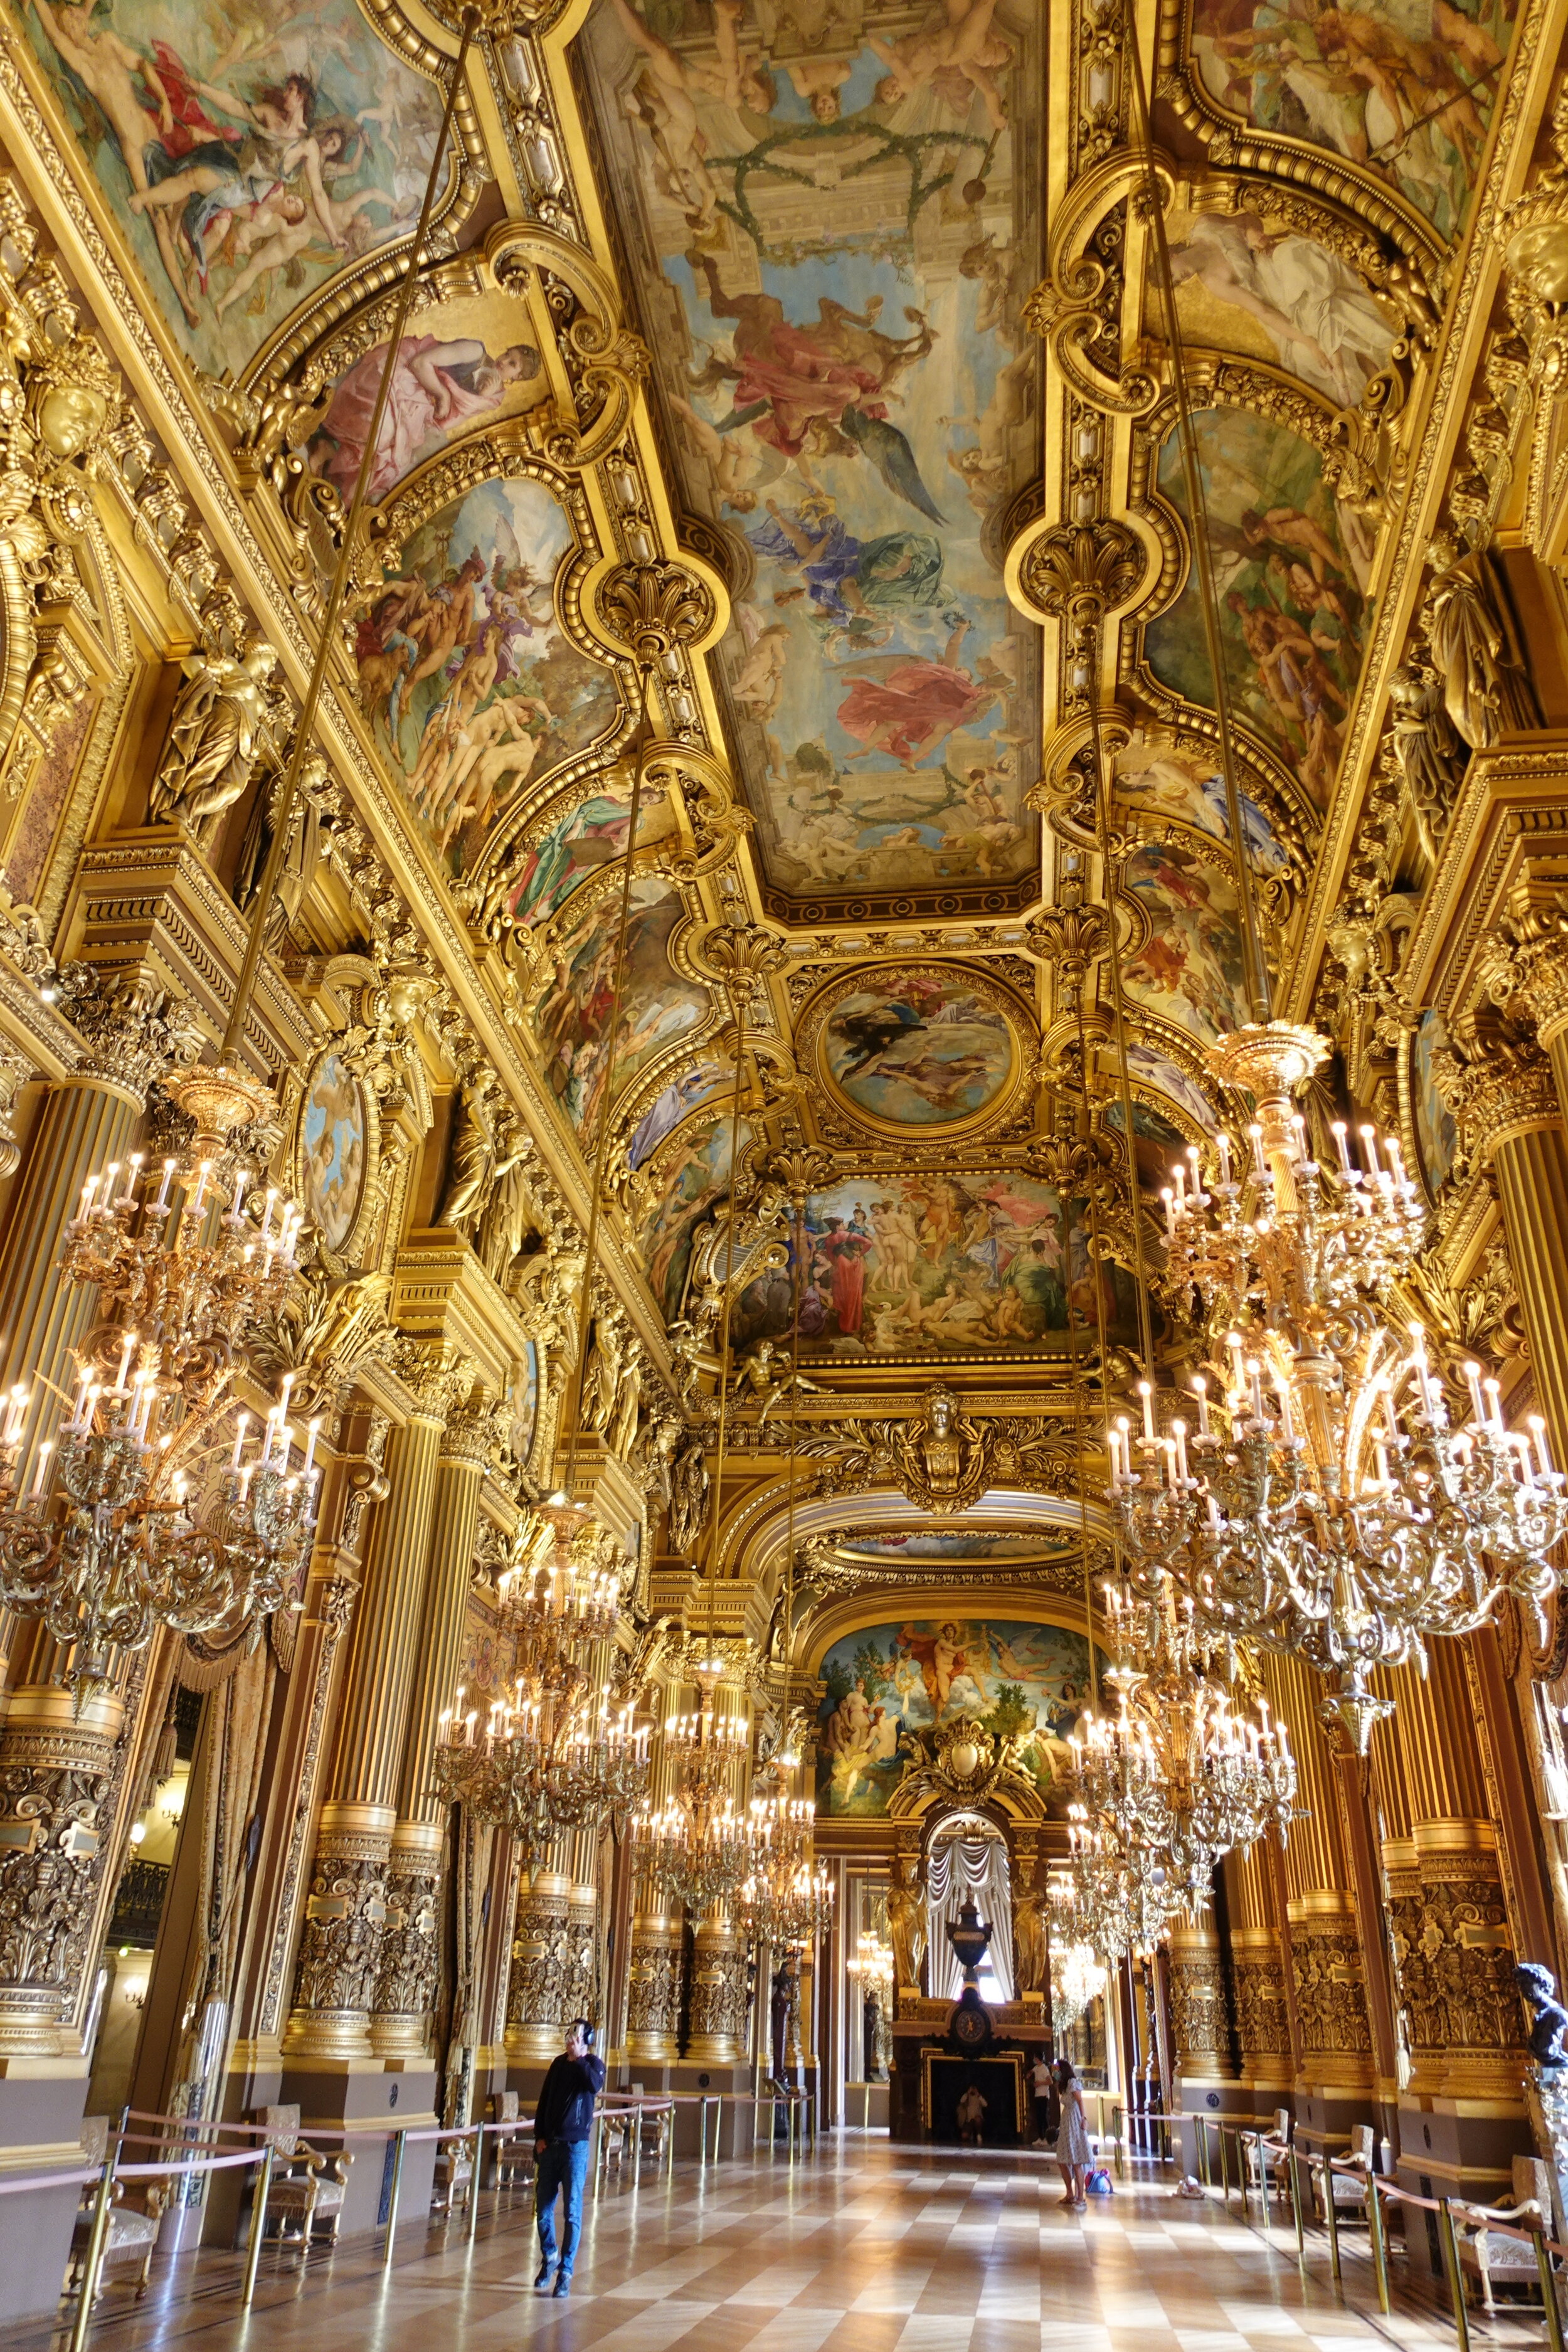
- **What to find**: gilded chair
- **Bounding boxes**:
[1453,2158,1553,2311]
[66,2117,167,2304]
[256,2104,351,2253]
[490,2091,533,2190]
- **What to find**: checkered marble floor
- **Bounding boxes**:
[2,2141,1542,2352]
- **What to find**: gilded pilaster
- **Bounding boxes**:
[1264,1653,1376,2146]
[1223,1842,1295,2119]
[1375,1646,1529,2204]
[284,1379,450,2059]
[371,1394,489,2057]
[1448,1035,1568,1452]
[688,1912,747,2063]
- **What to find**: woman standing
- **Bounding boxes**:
[1054,2057,1093,2210]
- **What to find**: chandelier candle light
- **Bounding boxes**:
[433,1502,649,1866]
[0,1085,321,1698]
[1113,1027,1568,1749]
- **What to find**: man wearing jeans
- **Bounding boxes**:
[534,2018,605,2297]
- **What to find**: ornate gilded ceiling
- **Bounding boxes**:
[0,0,1547,1393]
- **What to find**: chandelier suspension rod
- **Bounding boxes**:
[703,964,748,1649]
[1083,680,1155,1384]
[220,5,480,1064]
[1123,1,1271,1027]
[559,666,654,1501]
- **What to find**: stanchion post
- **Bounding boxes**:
[1438,2199,1470,2350]
[1218,2122,1230,2203]
[468,2127,482,2244]
[241,2146,273,2307]
[1322,2160,1342,2280]
[1367,2176,1392,2317]
[68,2144,120,2352]
[1257,2140,1271,2235]
[1113,2103,1125,2181]
[1288,2149,1306,2260]
[382,2128,406,2272]
[1536,2230,1565,2352]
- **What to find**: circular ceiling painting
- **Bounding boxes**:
[809,963,1024,1137]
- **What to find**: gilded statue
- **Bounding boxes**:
[582,1314,623,1436]
[888,1849,926,2005]
[437,1070,527,1241]
[669,1431,710,1554]
[1385,662,1465,861]
[731,1338,822,1429]
[891,1383,989,1515]
[149,632,280,848]
[475,1113,534,1285]
[1010,1849,1049,1996]
[1422,534,1533,751]
[608,1342,642,1461]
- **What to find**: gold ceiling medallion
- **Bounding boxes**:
[797,961,1033,1147]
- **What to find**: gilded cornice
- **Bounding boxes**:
[1279,0,1562,1019]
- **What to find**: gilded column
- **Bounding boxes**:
[1263,1653,1376,2153]
[1222,1840,1295,2126]
[283,1374,450,2058]
[1375,1645,1528,2209]
[505,1841,576,2065]
[623,1678,682,2067]
[687,1685,750,2065]
[373,1391,488,2057]
[1166,1915,1237,2165]
[0,1683,123,2053]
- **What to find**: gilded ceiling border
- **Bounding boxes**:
[0,51,701,1384]
[1277,0,1561,1018]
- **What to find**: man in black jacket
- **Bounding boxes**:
[533,2018,605,2297]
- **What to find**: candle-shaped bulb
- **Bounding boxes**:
[1139,1380,1154,1441]
[29,1439,50,1500]
[152,1158,176,1214]
[231,1411,249,1472]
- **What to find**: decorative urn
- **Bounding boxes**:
[946,1895,993,1989]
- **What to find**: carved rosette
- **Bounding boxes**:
[371,1838,443,2057]
[1166,1926,1234,2082]
[687,1915,747,2063]
[505,1870,573,2061]
[283,1811,391,2059]
[1385,1837,1526,2099]
[625,1910,681,2061]
[0,1687,120,2053]
[1288,1917,1374,2079]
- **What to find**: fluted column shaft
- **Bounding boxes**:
[626,1680,682,2063]
[1491,1117,1568,1458]
[284,1407,445,2060]
[372,1418,488,2055]
[1262,1655,1375,2149]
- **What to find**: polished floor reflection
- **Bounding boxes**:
[3,2143,1545,2352]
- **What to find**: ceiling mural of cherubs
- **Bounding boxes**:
[22,0,458,373]
[579,0,1042,921]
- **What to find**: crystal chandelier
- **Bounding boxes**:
[1058,1810,1185,1961]
[1051,1940,1106,2038]
[435,1494,649,1866]
[847,1931,893,2007]
[0,1065,320,1697]
[1069,1572,1296,1903]
[633,1656,755,1912]
[735,1747,833,1946]
[1115,1023,1568,1749]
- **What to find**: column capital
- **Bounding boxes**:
[1436,1018,1560,1153]
[1480,911,1568,1052]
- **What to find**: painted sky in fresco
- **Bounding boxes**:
[580,0,1041,913]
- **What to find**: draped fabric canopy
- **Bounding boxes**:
[926,1816,1014,2000]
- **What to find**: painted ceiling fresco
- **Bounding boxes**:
[1144,405,1370,813]
[1185,0,1515,242]
[579,0,1042,916]
[354,477,621,882]
[818,1617,1105,1814]
[729,1172,1136,1357]
[26,0,448,374]
[1161,208,1399,408]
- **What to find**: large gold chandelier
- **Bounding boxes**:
[736,1742,832,1947]
[1069,1569,1296,1903]
[1057,1812,1184,1961]
[633,1656,755,1912]
[0,1065,320,1697]
[1115,1025,1568,1749]
[435,1495,649,1865]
